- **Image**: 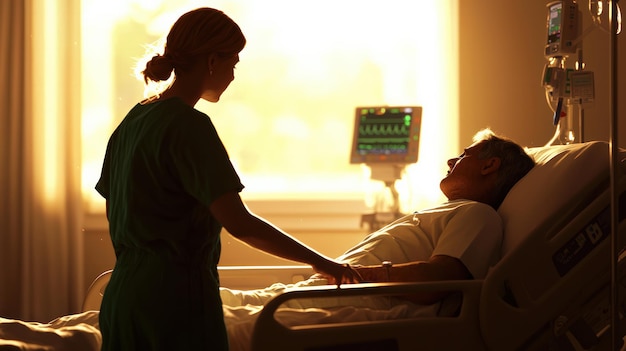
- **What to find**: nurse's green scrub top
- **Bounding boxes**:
[95,97,243,351]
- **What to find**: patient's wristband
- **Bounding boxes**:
[382,261,392,281]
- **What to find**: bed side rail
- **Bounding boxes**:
[251,280,485,351]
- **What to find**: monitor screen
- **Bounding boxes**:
[349,106,422,164]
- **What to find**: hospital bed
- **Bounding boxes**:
[78,141,626,351]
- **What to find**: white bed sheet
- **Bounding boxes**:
[0,286,424,351]
[220,276,433,351]
[0,311,100,351]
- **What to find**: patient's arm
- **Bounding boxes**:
[352,255,472,305]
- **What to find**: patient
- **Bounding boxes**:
[220,128,535,347]
[334,128,536,304]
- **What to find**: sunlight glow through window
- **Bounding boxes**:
[81,0,458,213]
[32,0,61,202]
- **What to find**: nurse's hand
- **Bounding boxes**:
[314,261,363,286]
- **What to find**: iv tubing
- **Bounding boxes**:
[576,48,586,142]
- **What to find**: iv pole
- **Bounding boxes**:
[609,0,620,349]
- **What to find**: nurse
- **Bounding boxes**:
[95,7,360,351]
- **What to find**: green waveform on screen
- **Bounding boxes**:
[358,124,410,136]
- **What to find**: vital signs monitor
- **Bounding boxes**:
[349,106,422,165]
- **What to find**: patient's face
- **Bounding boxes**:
[440,141,487,200]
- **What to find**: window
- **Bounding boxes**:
[81,0,458,214]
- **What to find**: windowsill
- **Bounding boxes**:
[83,198,371,232]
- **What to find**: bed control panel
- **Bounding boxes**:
[552,206,610,276]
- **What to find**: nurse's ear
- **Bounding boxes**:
[207,53,217,75]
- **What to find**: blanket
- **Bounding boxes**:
[0,311,100,351]
[0,280,427,351]
[220,276,434,351]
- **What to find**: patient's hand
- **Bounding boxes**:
[353,266,386,282]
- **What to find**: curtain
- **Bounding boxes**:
[0,0,84,322]
[0,0,26,320]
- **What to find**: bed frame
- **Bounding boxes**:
[84,141,626,351]
[248,141,626,351]
[251,182,626,351]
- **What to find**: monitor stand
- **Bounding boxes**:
[360,164,406,231]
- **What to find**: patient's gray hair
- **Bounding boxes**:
[473,128,535,209]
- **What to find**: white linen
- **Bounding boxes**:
[0,284,423,351]
[221,277,430,351]
[0,311,100,351]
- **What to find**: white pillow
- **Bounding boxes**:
[498,141,625,256]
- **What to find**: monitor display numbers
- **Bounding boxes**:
[350,106,422,164]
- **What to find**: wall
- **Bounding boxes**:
[458,0,625,148]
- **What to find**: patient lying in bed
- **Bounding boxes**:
[220,199,503,350]
[220,130,534,350]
